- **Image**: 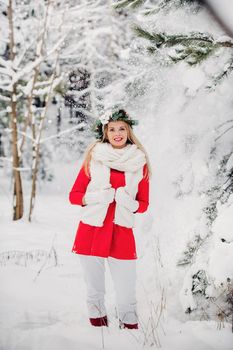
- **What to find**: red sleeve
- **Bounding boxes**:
[134,164,150,213]
[69,165,91,206]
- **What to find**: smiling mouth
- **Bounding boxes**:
[114,138,123,141]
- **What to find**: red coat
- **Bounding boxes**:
[69,163,149,259]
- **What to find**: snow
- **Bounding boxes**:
[1,1,233,349]
[182,68,205,96]
[208,240,233,286]
[214,196,233,241]
[0,161,233,349]
[206,196,233,286]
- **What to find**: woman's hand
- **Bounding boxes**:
[84,188,115,205]
[115,187,139,213]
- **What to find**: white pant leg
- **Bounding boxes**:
[108,257,137,325]
[79,255,106,318]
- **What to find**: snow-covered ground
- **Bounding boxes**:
[1,1,233,348]
[0,161,232,350]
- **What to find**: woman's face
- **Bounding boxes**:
[106,121,128,149]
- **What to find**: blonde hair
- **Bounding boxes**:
[83,121,152,180]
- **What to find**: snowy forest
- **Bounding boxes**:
[0,0,233,349]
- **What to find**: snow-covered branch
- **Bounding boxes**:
[40,123,86,144]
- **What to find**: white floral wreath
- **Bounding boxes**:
[99,109,112,125]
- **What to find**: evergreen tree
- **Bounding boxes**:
[113,0,233,323]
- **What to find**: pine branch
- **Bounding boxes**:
[207,57,233,89]
[142,0,171,16]
[133,26,162,43]
[133,26,233,65]
[177,234,204,266]
[192,270,209,295]
[119,0,202,15]
[134,26,233,48]
[169,43,216,65]
[114,0,146,10]
[134,26,213,46]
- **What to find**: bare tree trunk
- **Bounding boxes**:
[28,77,57,222]
[8,0,24,220]
[29,113,37,222]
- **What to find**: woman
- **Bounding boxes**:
[69,108,151,329]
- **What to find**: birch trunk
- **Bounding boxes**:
[8,0,24,220]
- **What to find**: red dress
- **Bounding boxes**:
[69,164,149,260]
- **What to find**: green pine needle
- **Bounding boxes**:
[133,25,166,46]
[133,26,229,65]
[114,0,146,10]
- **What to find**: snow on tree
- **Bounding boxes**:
[0,0,68,220]
[114,0,233,325]
[47,0,148,159]
[1,0,147,220]
[59,0,137,114]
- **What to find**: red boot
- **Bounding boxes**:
[120,321,138,329]
[89,316,108,327]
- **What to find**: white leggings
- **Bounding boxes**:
[79,255,138,324]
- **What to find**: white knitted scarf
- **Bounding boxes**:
[80,142,146,228]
